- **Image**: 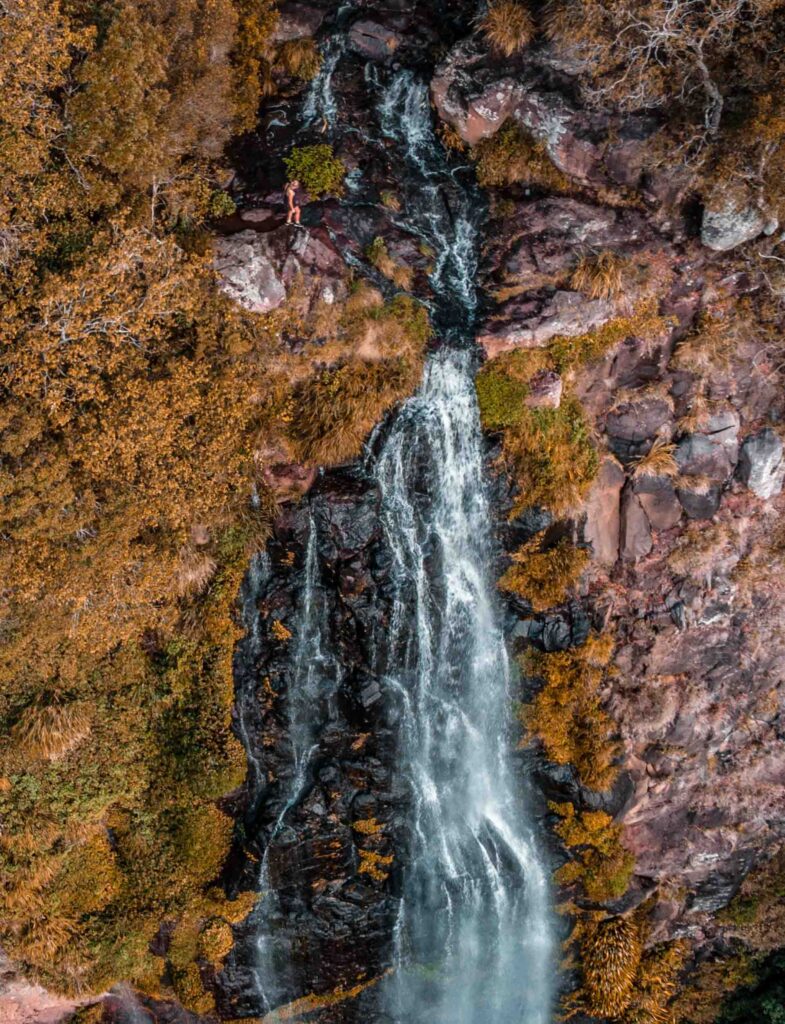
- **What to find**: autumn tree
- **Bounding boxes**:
[545,0,785,144]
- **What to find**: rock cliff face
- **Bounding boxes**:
[431,7,785,988]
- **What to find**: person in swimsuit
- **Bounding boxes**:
[285,179,302,225]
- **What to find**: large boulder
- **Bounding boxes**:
[215,225,348,316]
[514,92,602,182]
[676,479,722,520]
[620,487,653,561]
[347,18,402,60]
[271,1,324,42]
[737,428,785,499]
[675,433,734,483]
[701,199,772,252]
[481,197,653,294]
[478,290,616,358]
[430,39,522,145]
[605,396,674,462]
[634,474,682,531]
[214,231,286,313]
[583,456,625,564]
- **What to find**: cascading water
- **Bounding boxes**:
[368,71,555,1024]
[234,24,555,1024]
[242,519,340,1014]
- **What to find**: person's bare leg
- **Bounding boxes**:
[295,206,301,225]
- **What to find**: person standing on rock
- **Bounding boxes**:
[285,179,302,226]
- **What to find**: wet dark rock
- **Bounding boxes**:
[676,481,722,519]
[605,396,674,462]
[534,763,634,818]
[687,851,756,913]
[512,602,591,652]
[675,433,734,482]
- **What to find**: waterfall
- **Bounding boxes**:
[244,518,339,1014]
[300,3,354,132]
[238,42,555,1024]
[235,552,270,811]
[369,71,555,1024]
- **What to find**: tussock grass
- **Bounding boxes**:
[632,437,678,478]
[438,122,467,152]
[367,236,414,291]
[276,38,321,81]
[175,546,218,597]
[12,698,91,761]
[474,120,569,190]
[505,398,599,516]
[288,294,430,465]
[481,0,535,56]
[520,633,618,790]
[571,250,626,300]
[581,916,642,1017]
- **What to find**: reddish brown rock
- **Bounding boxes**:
[348,19,402,61]
[262,463,318,503]
[271,2,324,43]
[478,290,616,359]
[634,474,682,531]
[0,956,83,1024]
[620,487,653,561]
[583,456,625,564]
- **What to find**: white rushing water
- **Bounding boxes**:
[247,40,555,1023]
[369,71,555,1024]
[242,522,339,1014]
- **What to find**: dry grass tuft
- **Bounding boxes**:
[276,38,322,81]
[380,190,402,211]
[12,698,91,761]
[288,294,430,465]
[581,916,642,1017]
[632,437,678,478]
[571,251,626,300]
[438,123,467,152]
[367,236,414,291]
[175,546,217,597]
[504,397,599,516]
[481,0,535,56]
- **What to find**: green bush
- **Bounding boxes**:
[476,367,529,430]
[208,190,236,219]
[284,144,346,198]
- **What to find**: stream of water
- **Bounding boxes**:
[369,70,554,1024]
[241,31,555,1024]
